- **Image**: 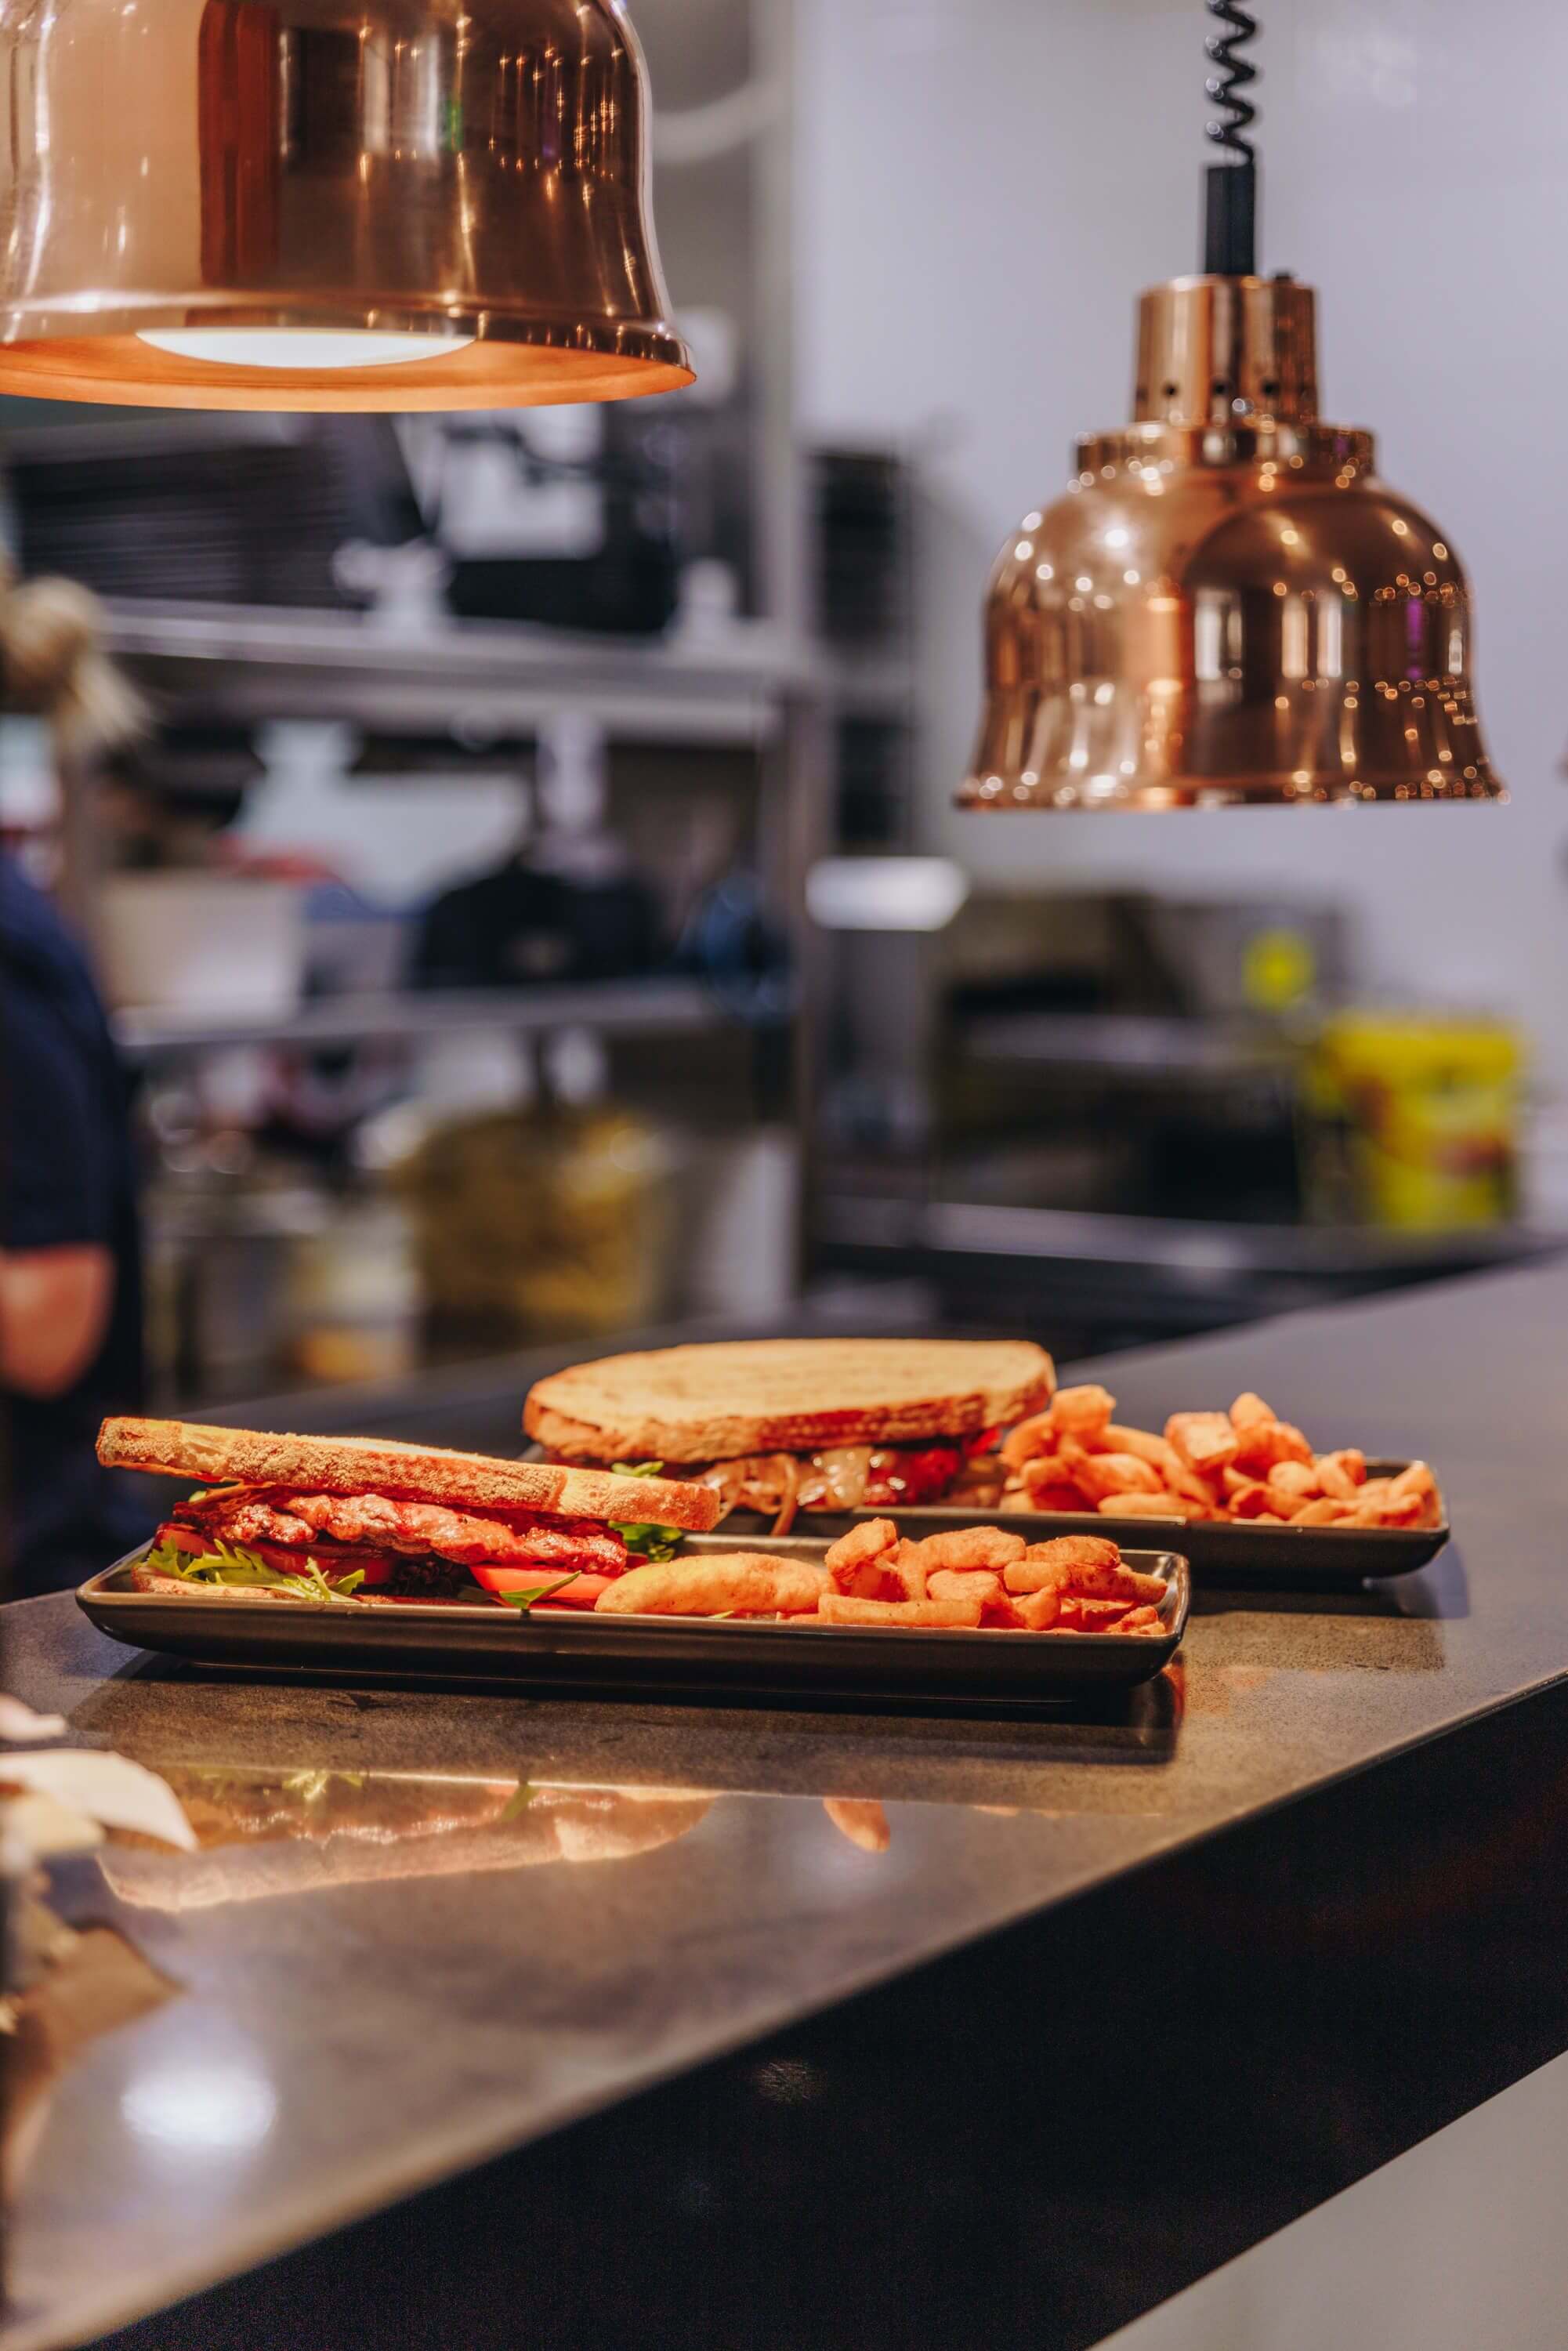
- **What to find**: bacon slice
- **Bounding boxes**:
[180,1492,627,1574]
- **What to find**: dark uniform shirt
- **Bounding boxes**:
[2,854,146,1594]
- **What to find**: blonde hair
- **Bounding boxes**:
[0,556,142,752]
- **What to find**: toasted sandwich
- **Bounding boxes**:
[96,1418,721,1607]
[523,1337,1056,1531]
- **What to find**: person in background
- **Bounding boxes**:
[0,563,147,1596]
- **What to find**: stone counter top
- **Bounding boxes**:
[5,1257,1568,2350]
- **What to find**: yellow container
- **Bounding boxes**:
[393,1103,674,1345]
[1303,1012,1523,1230]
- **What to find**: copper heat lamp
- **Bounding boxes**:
[0,0,690,410]
[960,3,1503,810]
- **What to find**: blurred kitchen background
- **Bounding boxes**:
[5,0,1567,1445]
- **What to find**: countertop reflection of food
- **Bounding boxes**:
[821,1796,891,1853]
[99,1767,713,1908]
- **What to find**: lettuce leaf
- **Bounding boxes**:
[609,1461,683,1563]
[491,1571,583,1613]
[143,1537,366,1605]
[283,1770,368,1802]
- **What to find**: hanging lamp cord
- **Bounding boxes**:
[1203,2,1258,276]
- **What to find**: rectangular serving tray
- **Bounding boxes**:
[75,1534,1189,1708]
[709,1461,1447,1588]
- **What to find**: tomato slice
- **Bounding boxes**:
[467,1562,617,1609]
[154,1521,206,1553]
[155,1520,397,1585]
[864,1446,964,1507]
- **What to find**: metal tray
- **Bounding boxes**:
[75,1534,1189,1709]
[709,1461,1447,1588]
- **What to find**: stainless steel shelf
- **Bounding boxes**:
[100,600,908,745]
[114,978,723,1059]
[961,1011,1298,1084]
[818,1194,1566,1284]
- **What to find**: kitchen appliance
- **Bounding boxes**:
[400,404,682,636]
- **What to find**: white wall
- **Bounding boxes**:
[793,0,1568,1089]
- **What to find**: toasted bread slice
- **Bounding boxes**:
[98,1418,721,1532]
[524,1338,1056,1465]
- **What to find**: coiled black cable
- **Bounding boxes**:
[1202,2,1258,275]
[1204,2,1258,164]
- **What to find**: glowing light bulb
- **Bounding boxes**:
[137,328,473,370]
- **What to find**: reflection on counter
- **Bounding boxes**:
[71,1661,1186,1820]
[87,1715,1190,1914]
[3,1893,179,2201]
[99,1769,717,1908]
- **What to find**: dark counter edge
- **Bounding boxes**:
[37,1653,1568,2351]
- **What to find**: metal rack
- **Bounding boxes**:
[92,593,839,1072]
[113,979,725,1061]
[817,1194,1566,1338]
[100,599,826,748]
[961,1009,1301,1085]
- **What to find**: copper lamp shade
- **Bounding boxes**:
[0,0,693,409]
[960,274,1504,810]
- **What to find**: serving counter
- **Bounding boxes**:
[6,1257,1568,2351]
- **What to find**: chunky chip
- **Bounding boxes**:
[1057,1596,1139,1632]
[1019,1458,1086,1509]
[823,1518,919,1601]
[1230,1418,1315,1476]
[993,1387,1441,1535]
[1001,1411,1059,1472]
[1164,1412,1240,1476]
[927,1567,1004,1606]
[595,1556,828,1617]
[579,1520,1175,1642]
[1005,1549,1164,1604]
[1059,1442,1163,1503]
[1014,1584,1063,1631]
[1049,1384,1117,1441]
[1316,1450,1367,1501]
[928,1567,1027,1628]
[1229,1391,1276,1429]
[817,1592,983,1629]
[1022,1534,1122,1574]
[1096,1491,1207,1522]
[824,1519,899,1576]
[1117,1607,1166,1636]
[1288,1498,1355,1527]
[1267,1462,1319,1507]
[909,1527,1027,1571]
